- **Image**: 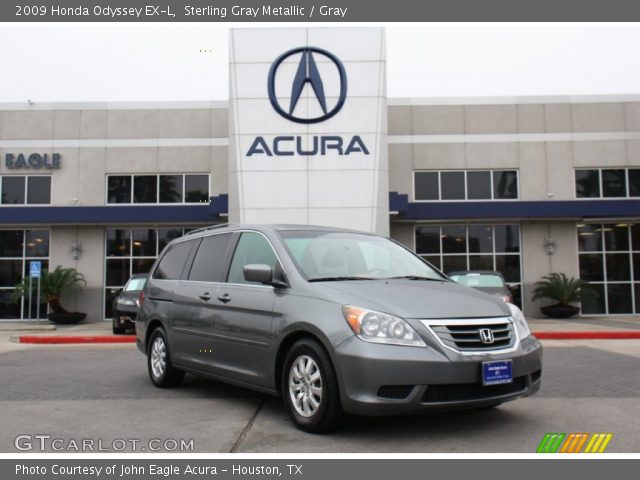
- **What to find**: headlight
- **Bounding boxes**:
[508,303,531,339]
[342,306,426,347]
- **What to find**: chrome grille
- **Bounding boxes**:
[425,318,515,352]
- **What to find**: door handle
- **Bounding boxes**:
[199,292,211,302]
[217,293,231,303]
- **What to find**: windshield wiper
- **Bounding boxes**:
[308,276,376,282]
[386,275,445,281]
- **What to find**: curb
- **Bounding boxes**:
[533,331,640,340]
[14,335,136,344]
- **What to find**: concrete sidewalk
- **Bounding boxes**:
[528,316,640,332]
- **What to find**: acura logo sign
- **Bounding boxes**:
[479,328,495,344]
[267,47,347,124]
[246,46,368,157]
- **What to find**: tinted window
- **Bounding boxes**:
[495,255,521,283]
[1,177,25,204]
[578,224,603,252]
[604,224,629,251]
[414,172,438,200]
[107,176,131,204]
[106,229,130,257]
[440,171,465,200]
[185,175,209,203]
[494,225,520,253]
[629,169,640,197]
[132,229,156,257]
[0,231,23,257]
[228,232,278,284]
[106,259,130,286]
[467,225,493,253]
[134,175,157,203]
[0,260,22,287]
[188,233,232,282]
[159,175,183,203]
[25,230,49,257]
[158,228,184,251]
[493,171,518,199]
[132,258,155,274]
[602,169,626,197]
[27,177,51,204]
[442,225,466,254]
[466,171,491,200]
[415,226,440,254]
[575,170,600,198]
[153,241,193,280]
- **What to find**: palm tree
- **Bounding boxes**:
[532,273,597,308]
[12,266,86,314]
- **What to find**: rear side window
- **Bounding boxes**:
[124,277,146,291]
[153,241,193,280]
[227,232,278,285]
[188,233,232,282]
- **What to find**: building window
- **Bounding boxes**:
[0,176,51,205]
[106,174,210,205]
[0,230,50,319]
[104,227,200,318]
[577,223,639,315]
[575,168,640,199]
[414,170,518,201]
[415,224,522,307]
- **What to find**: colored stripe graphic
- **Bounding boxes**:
[537,433,566,453]
[537,433,613,453]
[584,433,613,453]
[560,433,589,453]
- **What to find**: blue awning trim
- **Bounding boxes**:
[389,192,640,220]
[0,194,229,225]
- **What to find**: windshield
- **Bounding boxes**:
[280,231,444,281]
[124,277,146,292]
[450,274,505,288]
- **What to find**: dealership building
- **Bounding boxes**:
[1,27,639,322]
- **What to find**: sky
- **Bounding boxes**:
[0,24,639,102]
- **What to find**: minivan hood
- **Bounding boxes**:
[316,279,511,319]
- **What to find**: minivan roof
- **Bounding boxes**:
[184,223,373,238]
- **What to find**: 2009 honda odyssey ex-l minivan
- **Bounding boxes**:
[136,224,542,432]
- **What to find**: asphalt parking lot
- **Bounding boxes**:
[1,340,639,453]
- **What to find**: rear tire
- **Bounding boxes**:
[147,327,184,388]
[281,338,343,433]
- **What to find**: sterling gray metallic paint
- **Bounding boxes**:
[136,224,542,415]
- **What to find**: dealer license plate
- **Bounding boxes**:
[482,360,513,386]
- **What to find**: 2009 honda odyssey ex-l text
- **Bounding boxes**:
[136,224,542,432]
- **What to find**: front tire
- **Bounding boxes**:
[281,338,342,433]
[147,327,184,388]
[112,315,126,335]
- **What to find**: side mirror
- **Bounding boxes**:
[243,264,289,288]
[243,264,273,284]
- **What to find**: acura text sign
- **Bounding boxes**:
[5,153,62,170]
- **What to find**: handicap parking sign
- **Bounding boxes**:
[29,261,42,278]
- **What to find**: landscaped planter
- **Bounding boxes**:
[540,304,580,319]
[47,312,87,325]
